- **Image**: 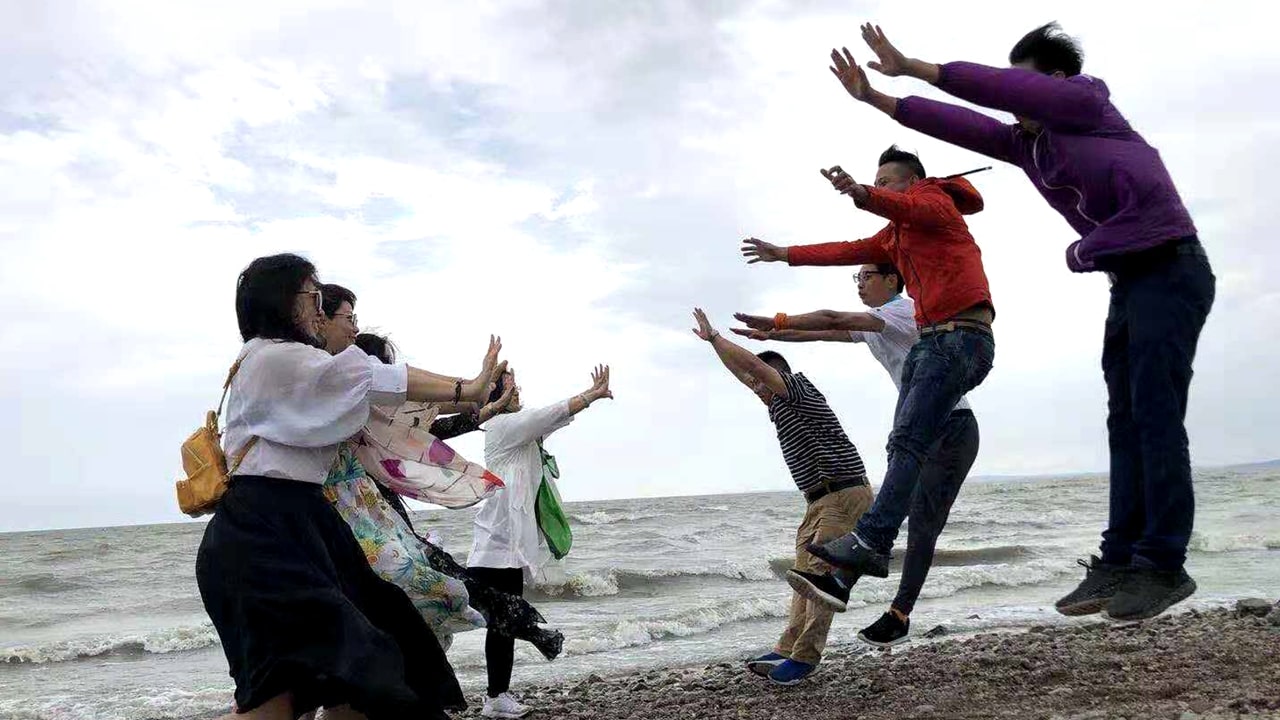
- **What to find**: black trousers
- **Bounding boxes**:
[1098,238,1215,570]
[468,566,525,697]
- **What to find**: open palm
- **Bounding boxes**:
[861,23,909,77]
[829,47,872,101]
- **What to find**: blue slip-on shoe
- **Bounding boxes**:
[767,659,818,686]
[745,651,788,677]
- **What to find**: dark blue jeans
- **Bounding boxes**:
[855,328,995,554]
[892,409,980,615]
[1099,243,1215,571]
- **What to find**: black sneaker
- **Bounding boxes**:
[1103,566,1197,622]
[858,612,910,648]
[805,534,890,579]
[1054,556,1128,616]
[785,569,850,612]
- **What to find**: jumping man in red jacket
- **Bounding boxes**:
[741,145,995,594]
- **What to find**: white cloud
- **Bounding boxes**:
[0,0,1277,531]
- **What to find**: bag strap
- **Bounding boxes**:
[215,353,250,420]
[219,349,258,475]
[227,436,260,476]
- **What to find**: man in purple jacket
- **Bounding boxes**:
[824,22,1215,621]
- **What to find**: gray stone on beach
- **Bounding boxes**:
[923,624,948,638]
[1236,598,1272,617]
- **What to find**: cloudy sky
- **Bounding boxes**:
[1,0,1274,532]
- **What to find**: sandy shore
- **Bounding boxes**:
[456,601,1280,720]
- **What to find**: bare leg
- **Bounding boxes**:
[317,705,368,720]
[216,693,294,720]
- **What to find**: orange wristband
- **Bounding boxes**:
[774,313,788,330]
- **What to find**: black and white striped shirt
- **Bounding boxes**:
[767,372,867,494]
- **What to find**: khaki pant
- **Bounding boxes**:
[775,484,873,665]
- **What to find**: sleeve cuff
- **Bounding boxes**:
[370,361,409,406]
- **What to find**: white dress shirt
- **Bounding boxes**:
[223,338,409,484]
[469,400,574,584]
[849,296,971,411]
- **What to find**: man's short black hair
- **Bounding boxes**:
[1009,22,1084,77]
[319,283,356,319]
[874,263,904,293]
[756,351,791,374]
[877,145,926,181]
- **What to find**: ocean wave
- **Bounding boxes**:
[569,510,664,526]
[564,596,789,655]
[0,573,87,598]
[532,561,779,599]
[2,623,219,664]
[1189,531,1280,553]
[0,686,234,720]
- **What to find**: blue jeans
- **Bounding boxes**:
[892,409,980,614]
[1099,241,1215,571]
[855,328,995,554]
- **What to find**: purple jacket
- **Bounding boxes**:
[894,61,1197,272]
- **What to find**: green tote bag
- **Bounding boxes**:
[534,441,573,559]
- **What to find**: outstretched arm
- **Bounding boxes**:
[857,23,1105,132]
[733,328,854,343]
[735,309,887,334]
[487,366,612,451]
[742,231,893,268]
[692,308,788,399]
[827,35,1015,163]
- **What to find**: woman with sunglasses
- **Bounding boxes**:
[197,253,506,720]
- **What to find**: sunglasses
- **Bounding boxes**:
[297,289,323,313]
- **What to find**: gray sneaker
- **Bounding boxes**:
[805,533,890,579]
[1054,556,1128,616]
[1103,566,1196,622]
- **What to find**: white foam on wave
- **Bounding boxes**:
[564,596,789,655]
[1189,531,1280,553]
[569,510,663,526]
[2,622,219,664]
[0,686,234,720]
[534,560,778,598]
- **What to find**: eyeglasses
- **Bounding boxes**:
[333,312,358,326]
[854,271,886,287]
[297,289,323,313]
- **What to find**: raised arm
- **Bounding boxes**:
[733,328,854,343]
[858,24,1106,132]
[428,380,517,439]
[692,308,788,399]
[488,367,612,451]
[826,35,1016,163]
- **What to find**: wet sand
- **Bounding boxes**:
[457,602,1280,720]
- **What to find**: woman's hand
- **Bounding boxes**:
[586,364,613,402]
[477,376,516,422]
[463,335,506,402]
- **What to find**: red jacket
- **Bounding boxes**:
[787,178,994,327]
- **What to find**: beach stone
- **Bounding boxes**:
[924,624,948,639]
[1236,598,1272,617]
[1179,712,1202,720]
[915,704,936,714]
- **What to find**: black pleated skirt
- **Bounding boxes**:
[195,475,465,718]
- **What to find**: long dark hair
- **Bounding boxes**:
[235,253,322,346]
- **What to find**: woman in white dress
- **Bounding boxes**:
[196,253,505,720]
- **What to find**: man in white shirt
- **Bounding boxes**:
[733,263,980,648]
[469,365,613,719]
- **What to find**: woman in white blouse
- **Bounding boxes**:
[197,253,506,720]
[469,365,612,719]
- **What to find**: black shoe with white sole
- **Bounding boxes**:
[858,612,909,648]
[785,569,850,612]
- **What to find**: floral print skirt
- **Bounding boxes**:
[324,445,485,646]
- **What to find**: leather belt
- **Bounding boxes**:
[919,318,993,337]
[804,478,863,504]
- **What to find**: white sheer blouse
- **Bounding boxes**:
[222,338,409,484]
